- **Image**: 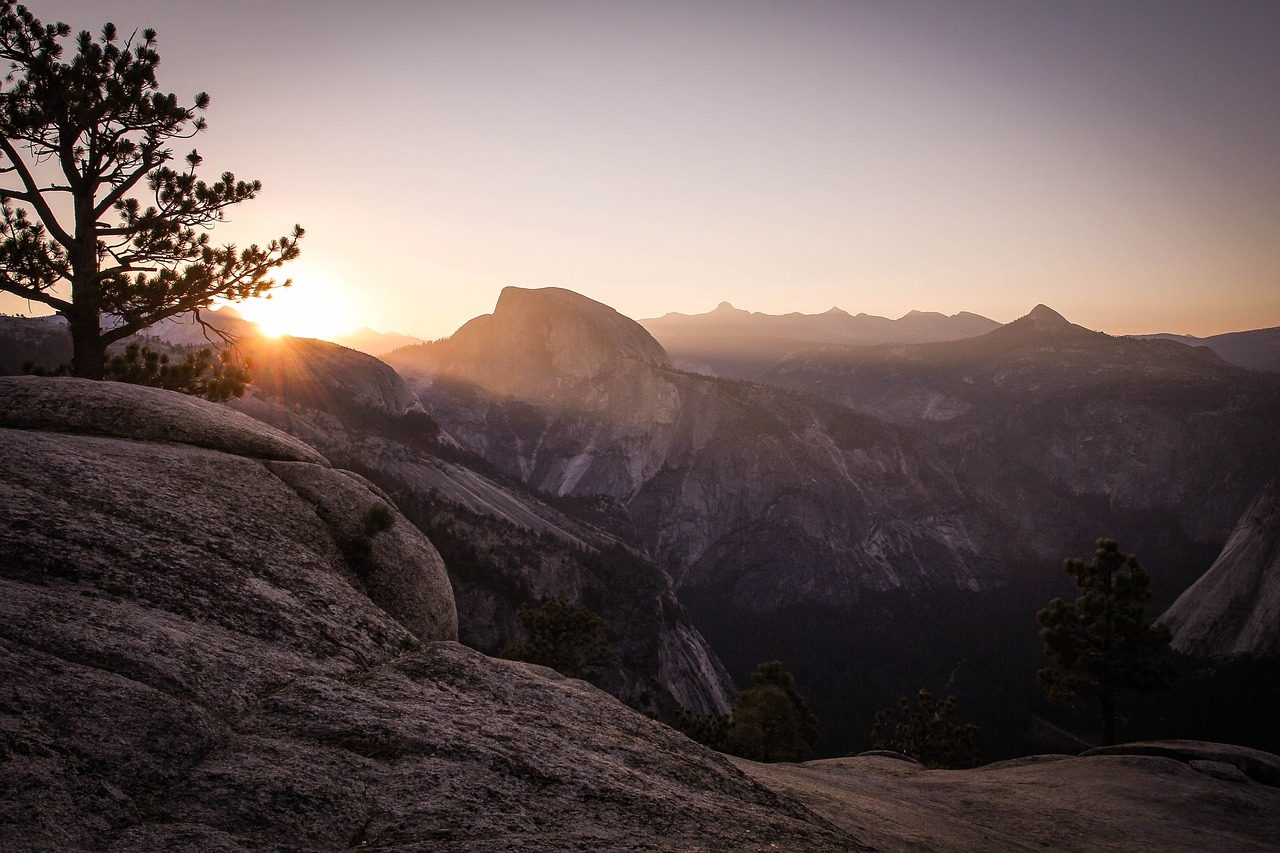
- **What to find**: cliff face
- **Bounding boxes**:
[388,288,1003,609]
[434,286,673,401]
[1161,465,1280,659]
[0,376,848,851]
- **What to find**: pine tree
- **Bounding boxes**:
[0,2,301,379]
[1037,538,1176,745]
[499,598,615,679]
[725,660,819,762]
[870,689,979,768]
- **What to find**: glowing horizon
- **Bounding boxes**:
[3,0,1278,341]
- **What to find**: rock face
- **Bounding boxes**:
[1161,465,1280,658]
[387,287,1003,609]
[0,375,851,851]
[0,376,458,645]
[431,285,673,403]
[734,742,1280,852]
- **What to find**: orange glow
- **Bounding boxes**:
[230,263,360,342]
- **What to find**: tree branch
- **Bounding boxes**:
[0,276,71,310]
[0,137,73,246]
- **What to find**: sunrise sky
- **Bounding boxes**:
[5,0,1279,340]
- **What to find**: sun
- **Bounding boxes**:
[229,264,360,341]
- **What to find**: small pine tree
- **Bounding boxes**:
[870,689,979,768]
[499,598,615,679]
[725,661,819,762]
[1037,538,1176,745]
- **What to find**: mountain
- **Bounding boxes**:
[387,287,1004,608]
[1136,327,1280,373]
[331,326,426,356]
[764,304,1280,565]
[131,305,260,348]
[639,301,999,378]
[1160,464,1280,659]
[388,291,1280,756]
[0,313,69,374]
[0,307,260,375]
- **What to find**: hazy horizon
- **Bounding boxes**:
[3,0,1278,340]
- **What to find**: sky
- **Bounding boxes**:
[4,0,1279,340]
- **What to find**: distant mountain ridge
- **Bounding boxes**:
[1134,327,1280,373]
[639,301,1000,378]
[331,326,426,357]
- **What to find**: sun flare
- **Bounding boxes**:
[229,264,359,341]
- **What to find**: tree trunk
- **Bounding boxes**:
[1100,691,1116,746]
[68,310,105,380]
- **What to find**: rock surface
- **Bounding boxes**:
[734,745,1280,852]
[0,376,847,851]
[1160,465,1280,658]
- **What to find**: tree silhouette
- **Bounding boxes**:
[725,660,818,762]
[1037,538,1176,745]
[0,2,301,379]
[870,689,979,768]
[499,598,615,679]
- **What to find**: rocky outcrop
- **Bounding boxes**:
[0,376,849,851]
[734,742,1280,852]
[424,285,673,403]
[0,376,457,645]
[244,334,422,418]
[1161,465,1280,658]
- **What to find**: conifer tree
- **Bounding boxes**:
[725,660,819,762]
[499,598,616,679]
[870,689,979,768]
[0,2,301,379]
[1037,538,1176,745]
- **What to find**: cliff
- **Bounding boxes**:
[1161,465,1280,658]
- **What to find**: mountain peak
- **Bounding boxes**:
[427,287,672,401]
[1021,304,1070,326]
[711,301,751,317]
